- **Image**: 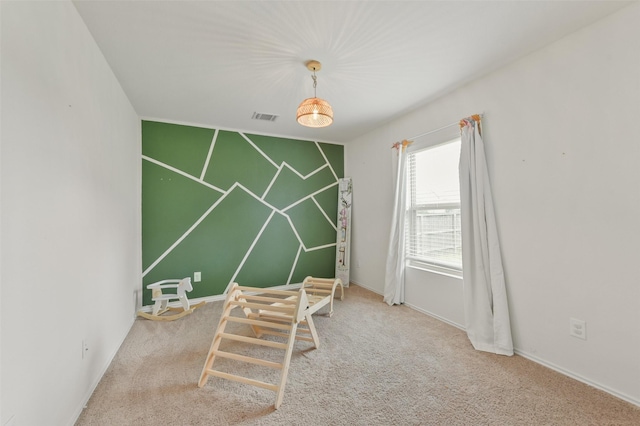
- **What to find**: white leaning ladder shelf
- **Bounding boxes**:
[198,278,343,409]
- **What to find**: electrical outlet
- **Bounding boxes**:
[194,272,202,282]
[570,318,586,340]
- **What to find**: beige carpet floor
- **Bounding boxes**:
[76,285,640,425]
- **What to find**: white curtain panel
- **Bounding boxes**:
[459,118,514,355]
[383,146,408,305]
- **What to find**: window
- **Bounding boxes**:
[406,138,462,272]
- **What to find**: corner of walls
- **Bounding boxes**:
[344,128,396,295]
[70,314,136,426]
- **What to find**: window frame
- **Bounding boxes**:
[405,137,463,277]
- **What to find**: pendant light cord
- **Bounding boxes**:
[311,70,318,97]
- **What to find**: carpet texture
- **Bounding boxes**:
[76,285,640,425]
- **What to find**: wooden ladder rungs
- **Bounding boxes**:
[257,329,315,343]
[219,332,288,350]
[249,313,294,323]
[229,300,294,313]
[200,282,333,409]
[239,294,298,305]
[213,350,283,369]
[235,286,302,296]
[226,316,293,331]
[306,288,332,294]
[204,369,279,392]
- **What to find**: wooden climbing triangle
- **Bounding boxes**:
[198,277,343,409]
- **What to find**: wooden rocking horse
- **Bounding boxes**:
[137,277,205,321]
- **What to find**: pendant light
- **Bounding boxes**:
[296,60,333,128]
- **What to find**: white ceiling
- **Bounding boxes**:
[73,1,630,143]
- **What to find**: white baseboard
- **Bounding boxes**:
[514,348,640,408]
[404,302,465,331]
[69,315,136,426]
[349,279,382,295]
[81,279,640,419]
[354,279,640,409]
[70,282,306,425]
[408,308,640,408]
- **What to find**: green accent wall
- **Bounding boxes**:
[141,121,344,305]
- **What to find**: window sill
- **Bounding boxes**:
[407,260,463,280]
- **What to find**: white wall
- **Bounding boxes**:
[346,3,640,405]
[1,2,141,425]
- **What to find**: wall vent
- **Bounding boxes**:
[252,112,278,122]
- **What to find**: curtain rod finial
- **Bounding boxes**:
[401,140,413,152]
[391,140,413,151]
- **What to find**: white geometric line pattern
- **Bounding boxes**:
[261,162,329,200]
[143,138,340,291]
[281,182,338,212]
[142,155,225,194]
[287,245,303,285]
[316,140,339,182]
[240,132,279,169]
[313,196,338,232]
[200,128,218,181]
[229,210,277,285]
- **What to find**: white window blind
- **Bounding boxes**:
[406,139,462,271]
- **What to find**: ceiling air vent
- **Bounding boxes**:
[251,112,278,122]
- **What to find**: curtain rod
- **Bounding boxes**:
[408,121,458,141]
[405,113,484,142]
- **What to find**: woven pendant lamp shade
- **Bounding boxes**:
[296,97,334,128]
